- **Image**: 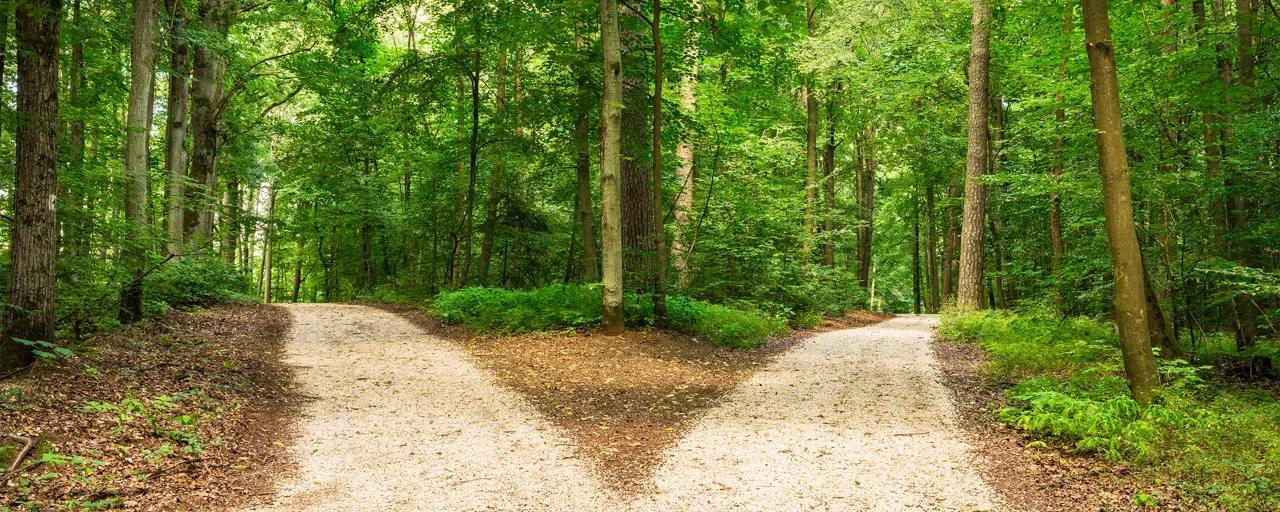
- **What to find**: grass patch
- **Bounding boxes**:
[940,309,1280,510]
[431,285,787,349]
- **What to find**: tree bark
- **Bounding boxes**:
[802,0,818,259]
[185,0,225,242]
[262,183,276,303]
[926,183,941,312]
[600,0,625,334]
[672,13,697,283]
[1,0,60,372]
[1229,0,1260,348]
[477,50,506,284]
[1082,0,1159,406]
[454,53,481,289]
[943,181,959,301]
[222,178,239,265]
[66,0,86,259]
[651,0,667,323]
[957,0,992,310]
[574,25,599,283]
[856,129,876,289]
[822,93,837,268]
[164,0,189,257]
[293,232,305,302]
[120,0,159,324]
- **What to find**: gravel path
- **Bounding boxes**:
[630,315,1005,511]
[252,304,618,511]
[254,306,1003,512]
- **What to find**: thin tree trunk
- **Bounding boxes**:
[293,232,304,302]
[822,93,837,268]
[651,0,667,323]
[926,182,941,312]
[856,129,876,289]
[1229,0,1260,348]
[262,183,276,303]
[455,53,481,289]
[120,0,158,324]
[0,0,60,372]
[477,50,506,284]
[222,178,239,264]
[802,0,818,259]
[913,184,922,314]
[164,0,189,257]
[66,0,85,260]
[672,14,697,283]
[943,181,959,301]
[1082,0,1159,406]
[957,0,992,310]
[599,0,625,334]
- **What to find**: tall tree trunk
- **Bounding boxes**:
[120,0,158,324]
[856,129,876,289]
[943,181,959,301]
[293,230,305,302]
[620,17,654,291]
[822,93,837,268]
[574,24,599,283]
[185,0,224,242]
[1229,0,1260,349]
[913,184,922,314]
[477,50,506,284]
[454,54,481,289]
[957,0,992,310]
[1,0,60,372]
[1082,0,1159,406]
[222,178,239,264]
[599,0,625,335]
[926,182,941,312]
[66,0,85,260]
[164,0,189,257]
[651,0,667,323]
[672,16,697,283]
[802,0,818,259]
[262,183,276,303]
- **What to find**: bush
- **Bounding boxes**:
[940,309,1280,509]
[431,285,786,348]
[145,258,253,310]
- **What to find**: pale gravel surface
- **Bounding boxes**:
[253,306,1005,512]
[629,315,1007,512]
[251,304,619,512]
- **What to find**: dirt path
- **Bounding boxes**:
[253,304,617,511]
[255,306,1002,511]
[630,315,1004,511]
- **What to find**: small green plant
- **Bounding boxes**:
[11,338,73,361]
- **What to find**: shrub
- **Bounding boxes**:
[145,258,253,310]
[431,285,786,348]
[940,309,1280,509]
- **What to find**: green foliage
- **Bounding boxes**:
[144,258,254,311]
[942,310,1280,509]
[432,285,786,348]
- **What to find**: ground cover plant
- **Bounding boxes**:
[431,285,789,349]
[0,304,297,511]
[940,310,1280,510]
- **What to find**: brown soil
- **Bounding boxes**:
[0,303,299,511]
[376,303,891,492]
[930,335,1190,511]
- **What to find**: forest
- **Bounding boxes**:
[0,0,1279,509]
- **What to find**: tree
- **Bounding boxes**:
[599,0,625,335]
[803,0,818,259]
[651,0,667,323]
[1,0,60,372]
[956,0,992,310]
[165,0,190,257]
[1081,0,1159,406]
[185,0,226,242]
[120,0,160,323]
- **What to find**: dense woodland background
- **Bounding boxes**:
[0,0,1276,387]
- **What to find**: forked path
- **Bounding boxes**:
[253,305,1004,512]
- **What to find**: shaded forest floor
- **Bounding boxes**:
[932,336,1180,512]
[0,304,299,511]
[374,302,891,492]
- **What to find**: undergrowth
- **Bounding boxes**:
[431,285,787,348]
[941,309,1280,510]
